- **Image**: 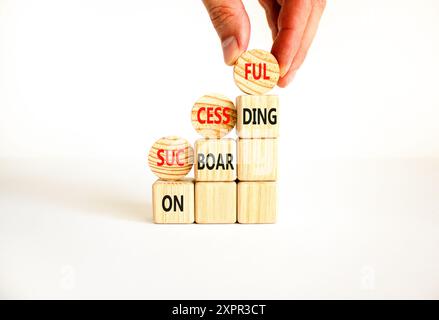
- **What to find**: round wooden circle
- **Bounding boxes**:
[191,94,236,138]
[233,49,280,95]
[148,136,194,180]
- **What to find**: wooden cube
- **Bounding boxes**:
[152,179,194,223]
[195,138,236,181]
[238,182,277,223]
[195,182,236,223]
[237,138,277,181]
[236,95,279,138]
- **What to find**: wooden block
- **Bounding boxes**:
[238,182,277,223]
[195,138,236,181]
[236,95,279,138]
[152,179,194,224]
[148,136,194,180]
[191,94,236,138]
[233,49,280,95]
[195,182,236,223]
[237,138,277,181]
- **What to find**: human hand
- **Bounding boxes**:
[202,0,326,87]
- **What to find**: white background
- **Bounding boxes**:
[1,0,439,299]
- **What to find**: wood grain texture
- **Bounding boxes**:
[238,182,277,224]
[195,138,236,182]
[152,179,194,224]
[191,94,236,138]
[148,136,194,180]
[233,49,280,95]
[195,182,237,223]
[237,138,278,181]
[236,95,279,138]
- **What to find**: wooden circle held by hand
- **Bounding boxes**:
[191,94,236,138]
[148,136,194,180]
[233,49,280,95]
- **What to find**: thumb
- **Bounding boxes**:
[203,0,250,65]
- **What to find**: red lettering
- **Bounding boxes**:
[206,107,214,124]
[223,107,230,124]
[214,107,222,124]
[157,149,165,166]
[164,150,174,166]
[176,149,184,166]
[157,149,186,167]
[244,63,270,80]
[245,63,252,80]
[253,63,262,80]
[263,63,270,80]
[196,106,232,125]
[197,107,206,124]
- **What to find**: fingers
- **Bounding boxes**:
[259,0,281,40]
[277,0,326,87]
[203,0,251,65]
[271,0,313,77]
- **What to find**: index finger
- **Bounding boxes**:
[271,0,313,77]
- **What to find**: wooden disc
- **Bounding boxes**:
[191,94,236,138]
[233,49,280,95]
[148,136,194,180]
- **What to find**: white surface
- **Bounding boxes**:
[1,157,438,299]
[1,0,439,299]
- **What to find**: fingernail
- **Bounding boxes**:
[279,66,290,78]
[222,36,239,65]
[279,61,294,78]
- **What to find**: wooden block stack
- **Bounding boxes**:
[234,49,279,224]
[192,94,237,223]
[149,49,279,224]
[149,136,195,223]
